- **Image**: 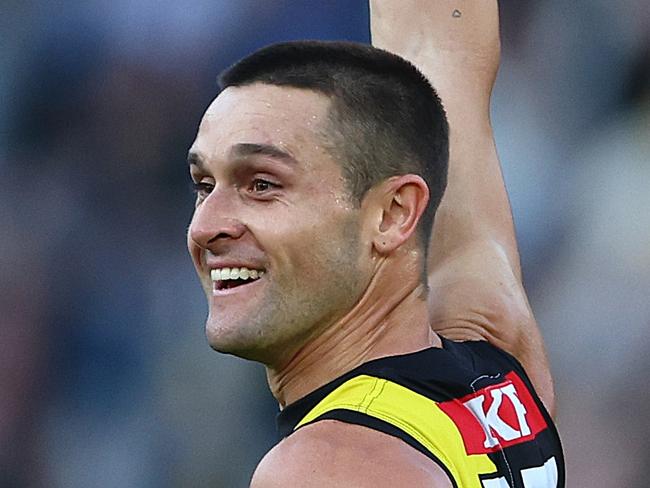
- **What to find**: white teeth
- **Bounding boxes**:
[210,266,264,281]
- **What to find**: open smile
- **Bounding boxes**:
[211,266,266,295]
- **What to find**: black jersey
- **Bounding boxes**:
[277,338,565,487]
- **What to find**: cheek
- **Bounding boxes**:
[186,236,202,271]
[295,211,360,270]
[186,230,194,256]
[186,231,210,291]
[258,209,343,272]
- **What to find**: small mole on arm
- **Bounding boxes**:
[452,9,462,18]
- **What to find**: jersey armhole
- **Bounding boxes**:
[298,408,459,488]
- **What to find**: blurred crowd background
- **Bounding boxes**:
[1,1,648,486]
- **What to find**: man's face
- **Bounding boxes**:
[187,83,372,365]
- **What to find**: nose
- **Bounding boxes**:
[188,190,247,251]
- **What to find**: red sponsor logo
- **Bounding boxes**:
[438,372,548,455]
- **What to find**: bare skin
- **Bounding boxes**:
[188,1,556,486]
[251,421,453,488]
[371,0,556,416]
[188,84,451,486]
[188,84,439,405]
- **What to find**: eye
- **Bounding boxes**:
[249,178,279,194]
[190,180,214,198]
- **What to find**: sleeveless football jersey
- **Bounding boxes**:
[277,338,565,487]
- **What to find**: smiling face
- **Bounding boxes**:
[187,83,374,366]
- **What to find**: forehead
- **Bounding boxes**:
[191,83,332,163]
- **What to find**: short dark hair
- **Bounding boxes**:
[219,40,448,254]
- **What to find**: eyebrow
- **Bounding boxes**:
[230,143,298,165]
[187,143,298,169]
[187,151,205,168]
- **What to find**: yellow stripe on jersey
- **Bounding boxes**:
[295,374,497,487]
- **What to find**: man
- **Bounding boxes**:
[187,0,564,486]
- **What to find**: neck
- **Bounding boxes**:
[267,265,440,408]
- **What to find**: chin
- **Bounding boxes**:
[205,320,276,364]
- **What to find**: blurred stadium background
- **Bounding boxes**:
[1,1,648,486]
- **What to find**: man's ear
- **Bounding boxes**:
[373,175,430,254]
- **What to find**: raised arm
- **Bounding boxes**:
[370,0,555,414]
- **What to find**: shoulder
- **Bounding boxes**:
[250,420,452,488]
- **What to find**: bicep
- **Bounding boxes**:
[428,240,528,347]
